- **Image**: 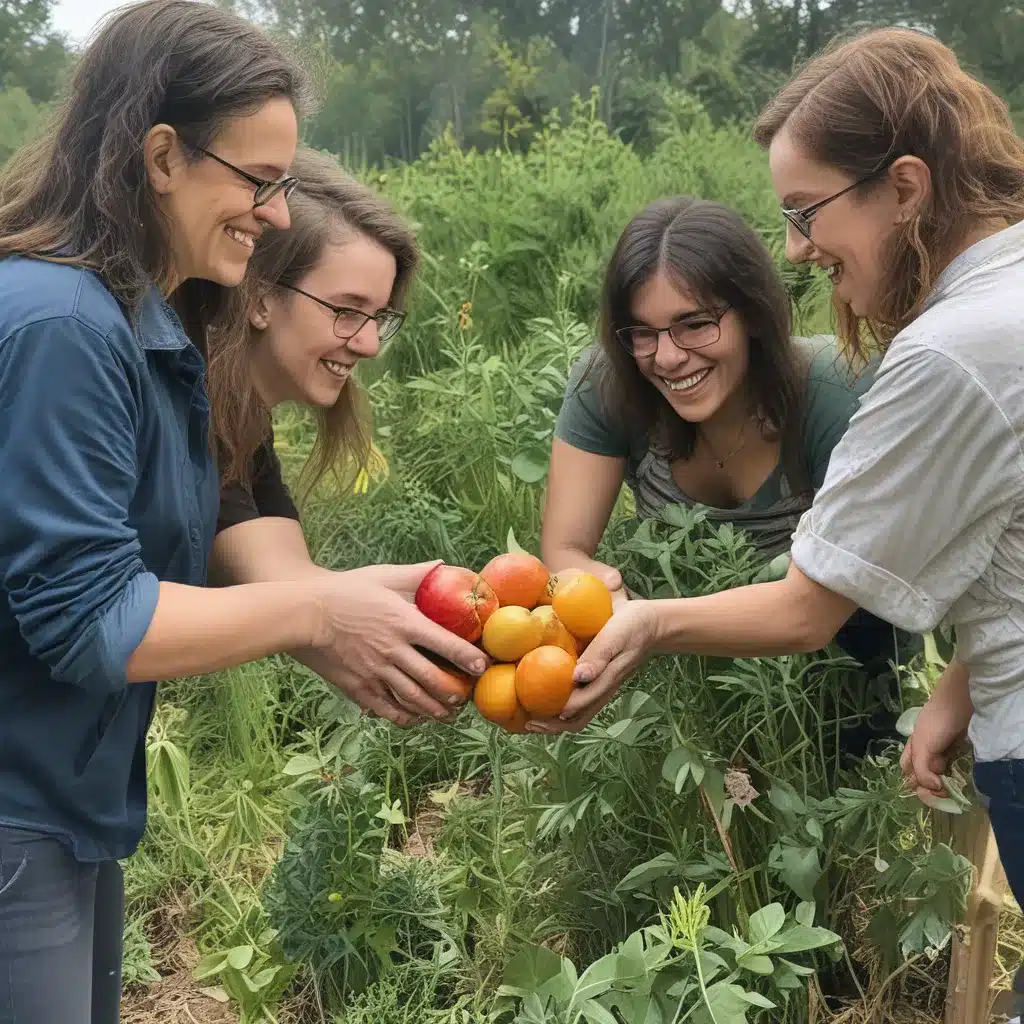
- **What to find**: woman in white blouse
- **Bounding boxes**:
[527,27,1024,1003]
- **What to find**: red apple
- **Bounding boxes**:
[415,564,499,643]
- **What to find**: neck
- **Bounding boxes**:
[696,386,755,454]
[953,217,1009,261]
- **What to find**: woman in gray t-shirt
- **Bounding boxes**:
[529,27,1024,990]
[541,196,912,696]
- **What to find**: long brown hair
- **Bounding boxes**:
[210,147,419,500]
[590,195,807,477]
[0,0,310,464]
[754,26,1024,360]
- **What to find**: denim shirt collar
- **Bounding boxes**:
[136,287,191,352]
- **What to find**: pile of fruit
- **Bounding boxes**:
[414,554,614,732]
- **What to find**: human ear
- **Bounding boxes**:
[143,124,186,196]
[249,292,272,330]
[889,155,931,223]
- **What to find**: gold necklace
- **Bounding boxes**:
[705,418,751,469]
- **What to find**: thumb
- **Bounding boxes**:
[591,562,623,591]
[573,620,621,684]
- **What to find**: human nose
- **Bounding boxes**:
[784,219,815,265]
[347,318,381,359]
[255,189,291,231]
[652,328,689,372]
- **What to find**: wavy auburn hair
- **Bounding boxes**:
[754,26,1024,360]
[589,195,808,482]
[210,147,420,499]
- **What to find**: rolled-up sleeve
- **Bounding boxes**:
[791,342,1023,634]
[0,316,160,693]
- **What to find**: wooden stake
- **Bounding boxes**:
[941,803,1007,1024]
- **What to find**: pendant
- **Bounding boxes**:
[716,459,725,469]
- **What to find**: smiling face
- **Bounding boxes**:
[148,96,299,289]
[768,128,912,318]
[249,231,398,409]
[630,268,750,425]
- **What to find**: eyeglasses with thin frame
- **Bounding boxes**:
[781,157,896,240]
[196,147,299,208]
[279,282,406,345]
[615,305,731,358]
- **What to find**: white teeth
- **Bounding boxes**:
[664,367,711,392]
[225,227,255,249]
[321,359,351,379]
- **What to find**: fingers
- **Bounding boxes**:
[357,686,419,727]
[591,562,623,592]
[573,619,626,685]
[414,615,489,677]
[379,662,454,721]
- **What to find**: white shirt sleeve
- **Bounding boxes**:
[791,340,1023,633]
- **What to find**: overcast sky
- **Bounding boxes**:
[51,0,138,44]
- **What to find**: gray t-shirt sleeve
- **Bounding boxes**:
[553,350,633,458]
[791,341,1023,634]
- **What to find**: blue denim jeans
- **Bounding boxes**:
[973,759,1024,1001]
[0,825,124,1022]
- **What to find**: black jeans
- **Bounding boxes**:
[0,825,124,1023]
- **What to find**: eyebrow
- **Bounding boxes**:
[781,192,815,208]
[248,163,290,180]
[328,292,381,309]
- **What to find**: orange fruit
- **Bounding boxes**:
[416,648,475,705]
[515,645,576,717]
[480,552,550,609]
[551,572,613,640]
[472,664,520,724]
[481,605,544,662]
[529,606,578,658]
[536,567,584,606]
[504,704,530,733]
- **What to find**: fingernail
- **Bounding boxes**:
[574,668,593,684]
[472,659,486,674]
[525,723,545,733]
[448,695,463,705]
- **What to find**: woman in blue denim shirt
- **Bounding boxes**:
[0,4,485,1021]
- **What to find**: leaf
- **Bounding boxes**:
[740,991,777,1009]
[616,853,680,892]
[428,780,461,806]
[197,986,230,1003]
[282,753,322,777]
[193,952,230,981]
[506,526,530,556]
[226,945,254,970]
[573,951,622,1002]
[795,902,816,928]
[375,798,408,825]
[769,779,806,816]
[747,904,786,945]
[895,706,921,737]
[772,923,842,954]
[579,999,621,1024]
[776,846,821,902]
[738,953,775,975]
[500,943,565,993]
[511,448,549,483]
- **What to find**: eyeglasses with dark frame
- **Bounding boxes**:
[615,305,731,358]
[781,157,896,240]
[279,282,406,345]
[196,147,299,208]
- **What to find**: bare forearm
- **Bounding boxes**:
[543,543,602,575]
[650,568,857,659]
[930,656,973,724]
[125,580,319,683]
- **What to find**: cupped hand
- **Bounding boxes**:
[526,599,659,734]
[302,561,488,727]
